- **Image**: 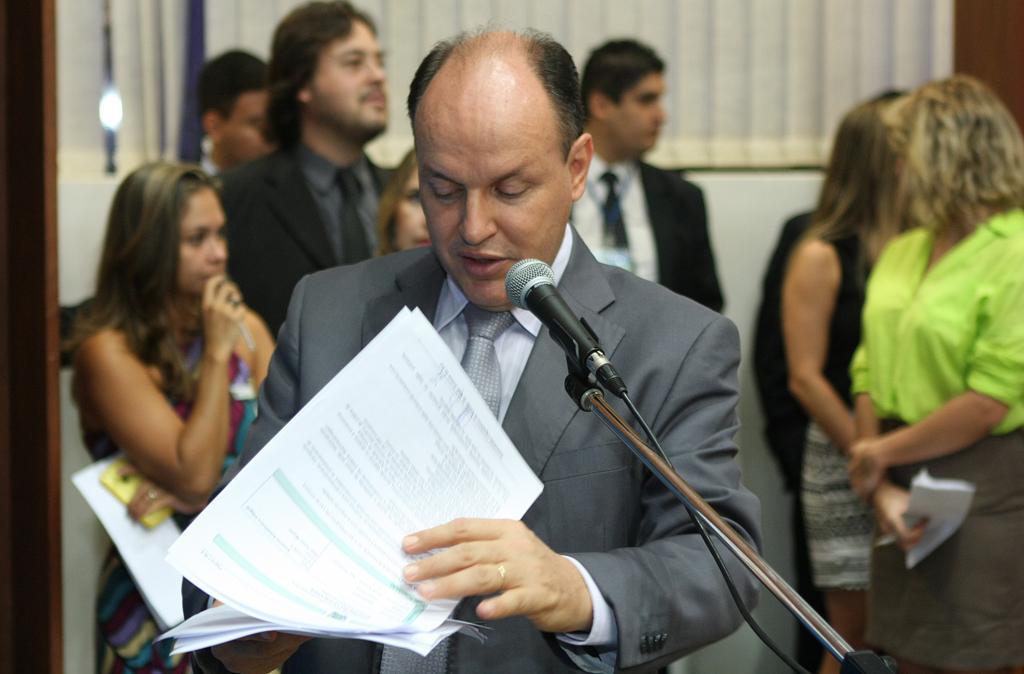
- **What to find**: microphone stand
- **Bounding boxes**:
[563,373,895,674]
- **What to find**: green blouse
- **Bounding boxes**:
[851,208,1024,434]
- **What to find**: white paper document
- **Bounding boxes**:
[162,604,485,656]
[876,468,975,569]
[71,455,184,630]
[164,308,543,654]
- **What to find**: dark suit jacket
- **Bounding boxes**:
[221,148,388,336]
[186,235,761,673]
[752,212,812,492]
[638,163,724,313]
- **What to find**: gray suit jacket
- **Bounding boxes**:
[186,234,761,673]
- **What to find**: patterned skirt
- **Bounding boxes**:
[95,547,189,674]
[801,422,874,590]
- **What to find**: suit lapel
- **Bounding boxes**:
[503,234,626,476]
[639,161,673,253]
[639,162,669,228]
[264,153,337,269]
[360,251,446,347]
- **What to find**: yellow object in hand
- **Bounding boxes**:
[99,458,173,528]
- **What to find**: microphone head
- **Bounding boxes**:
[505,258,555,309]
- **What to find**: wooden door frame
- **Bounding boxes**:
[954,0,1024,131]
[0,0,61,672]
[1,3,1022,674]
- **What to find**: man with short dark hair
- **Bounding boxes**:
[223,1,389,335]
[198,50,275,174]
[186,28,759,674]
[578,39,724,312]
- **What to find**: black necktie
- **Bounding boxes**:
[599,171,629,249]
[336,167,371,264]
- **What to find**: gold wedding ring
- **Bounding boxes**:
[496,564,507,589]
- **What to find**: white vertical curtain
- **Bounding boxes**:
[58,0,953,175]
[57,0,187,174]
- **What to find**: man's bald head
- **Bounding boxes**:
[407,29,584,157]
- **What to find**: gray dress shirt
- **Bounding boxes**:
[295,144,379,261]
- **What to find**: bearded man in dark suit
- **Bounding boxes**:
[222,1,389,336]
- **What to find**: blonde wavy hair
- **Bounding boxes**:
[893,75,1024,234]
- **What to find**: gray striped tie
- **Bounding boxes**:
[459,305,515,416]
[378,305,514,672]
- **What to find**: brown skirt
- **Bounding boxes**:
[865,427,1024,669]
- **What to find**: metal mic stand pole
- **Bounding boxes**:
[564,375,895,673]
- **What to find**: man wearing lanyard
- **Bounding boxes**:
[576,39,724,312]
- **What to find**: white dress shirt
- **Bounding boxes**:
[199,147,220,176]
[571,153,659,283]
[432,225,618,654]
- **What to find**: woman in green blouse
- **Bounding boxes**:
[848,75,1024,673]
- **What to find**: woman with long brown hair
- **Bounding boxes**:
[70,162,274,672]
[849,75,1024,673]
[375,149,429,255]
[781,94,903,674]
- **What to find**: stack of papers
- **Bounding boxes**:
[163,308,544,655]
[71,455,184,631]
[163,604,486,656]
[902,469,975,568]
[877,468,975,569]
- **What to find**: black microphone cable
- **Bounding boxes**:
[619,391,813,674]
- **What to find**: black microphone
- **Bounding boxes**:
[505,259,628,398]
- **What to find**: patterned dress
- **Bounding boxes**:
[84,339,256,674]
[799,234,875,590]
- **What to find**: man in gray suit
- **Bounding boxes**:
[189,28,761,674]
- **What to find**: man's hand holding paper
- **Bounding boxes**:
[402,517,593,634]
[167,309,544,653]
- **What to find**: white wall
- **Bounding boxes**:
[59,178,120,674]
[61,372,110,674]
[672,170,823,673]
[57,170,822,672]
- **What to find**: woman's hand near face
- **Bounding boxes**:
[202,275,246,362]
